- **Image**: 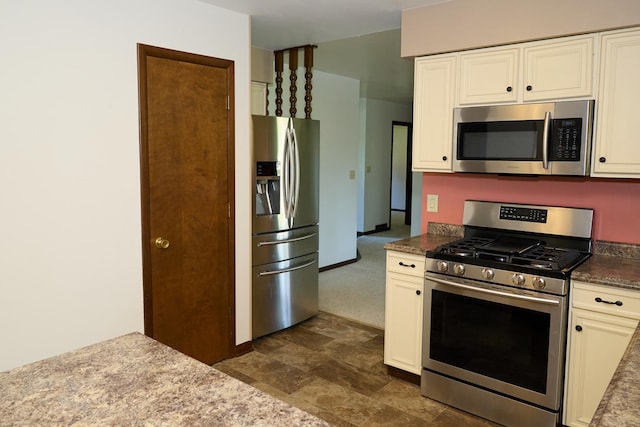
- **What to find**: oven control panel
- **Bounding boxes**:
[426,258,567,295]
[500,206,547,223]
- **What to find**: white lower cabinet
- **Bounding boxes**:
[564,281,640,426]
[384,251,425,375]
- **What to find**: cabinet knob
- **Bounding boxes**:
[506,86,512,92]
[576,325,583,332]
[526,85,533,91]
[599,157,607,163]
[416,290,421,296]
[442,156,447,161]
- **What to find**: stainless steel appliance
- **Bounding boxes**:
[252,115,320,339]
[453,100,594,176]
[422,200,594,427]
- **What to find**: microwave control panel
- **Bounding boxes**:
[550,118,582,161]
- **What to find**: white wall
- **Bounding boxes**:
[314,71,360,268]
[359,99,413,232]
[0,0,251,371]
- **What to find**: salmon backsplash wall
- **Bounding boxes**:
[421,173,640,245]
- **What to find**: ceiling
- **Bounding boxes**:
[199,0,450,104]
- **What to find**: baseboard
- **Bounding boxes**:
[387,365,420,385]
[319,252,360,272]
[233,341,253,357]
[357,226,390,236]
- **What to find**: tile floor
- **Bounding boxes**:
[213,311,500,426]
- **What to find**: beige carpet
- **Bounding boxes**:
[319,212,411,329]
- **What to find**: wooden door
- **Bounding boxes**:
[137,44,235,365]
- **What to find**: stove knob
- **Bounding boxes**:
[436,261,449,273]
[481,268,495,280]
[533,277,546,289]
[512,273,526,287]
[453,264,466,275]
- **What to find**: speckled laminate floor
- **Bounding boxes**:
[214,312,500,427]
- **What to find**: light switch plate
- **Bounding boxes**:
[427,194,439,212]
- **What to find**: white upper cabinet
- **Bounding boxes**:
[459,48,519,104]
[523,36,594,101]
[412,54,456,172]
[591,28,640,178]
[458,35,595,105]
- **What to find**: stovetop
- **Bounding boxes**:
[425,201,594,295]
[431,235,588,274]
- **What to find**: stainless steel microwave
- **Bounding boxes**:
[453,100,595,176]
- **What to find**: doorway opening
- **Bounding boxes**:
[389,121,413,228]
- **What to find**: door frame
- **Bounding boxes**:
[137,43,236,354]
[389,121,413,227]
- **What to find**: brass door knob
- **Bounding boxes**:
[155,237,170,249]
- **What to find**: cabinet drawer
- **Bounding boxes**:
[386,251,425,277]
[572,281,640,320]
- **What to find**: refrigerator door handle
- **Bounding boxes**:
[257,232,317,247]
[291,126,300,220]
[258,259,316,277]
[282,126,292,219]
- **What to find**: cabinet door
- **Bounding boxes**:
[564,308,638,427]
[384,270,424,375]
[459,48,518,105]
[592,29,640,178]
[523,36,594,102]
[251,81,267,115]
[412,55,456,172]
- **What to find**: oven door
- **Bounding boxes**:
[423,273,567,410]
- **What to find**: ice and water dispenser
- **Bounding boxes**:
[255,161,280,216]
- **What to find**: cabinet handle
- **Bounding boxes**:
[576,325,583,332]
[595,297,623,306]
[442,156,447,161]
[599,157,607,163]
[416,290,421,296]
[526,85,533,91]
[506,86,512,92]
[399,262,416,268]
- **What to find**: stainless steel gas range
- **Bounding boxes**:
[421,200,594,427]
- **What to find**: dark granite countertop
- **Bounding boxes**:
[383,223,463,255]
[0,332,330,426]
[573,241,640,291]
[590,326,640,427]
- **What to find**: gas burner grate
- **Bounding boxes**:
[511,247,582,270]
[436,237,495,257]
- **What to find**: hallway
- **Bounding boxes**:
[319,211,411,328]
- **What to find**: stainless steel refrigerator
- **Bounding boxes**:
[252,115,319,338]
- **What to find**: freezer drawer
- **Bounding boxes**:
[252,225,318,265]
[252,252,318,338]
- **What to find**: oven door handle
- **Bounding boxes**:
[426,275,560,306]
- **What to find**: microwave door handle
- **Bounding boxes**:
[542,111,551,170]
